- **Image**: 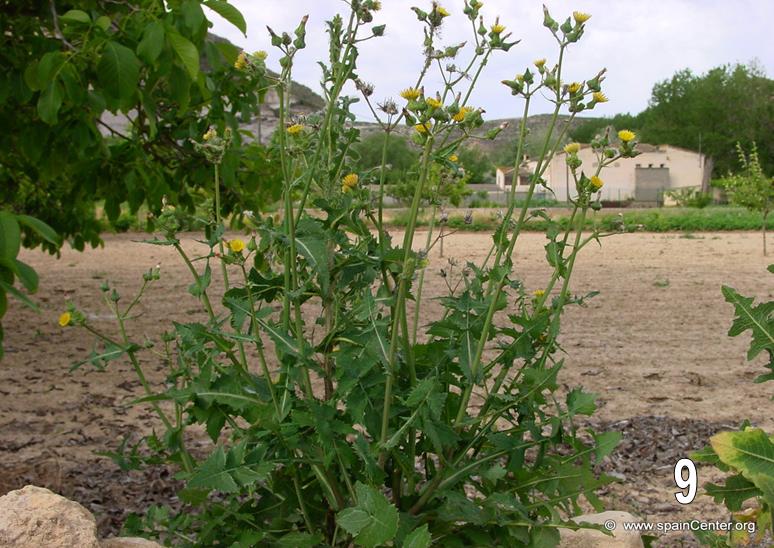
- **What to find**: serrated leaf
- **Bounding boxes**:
[402,524,431,548]
[167,30,199,79]
[203,0,246,35]
[705,474,760,511]
[594,430,621,462]
[566,388,597,416]
[338,482,399,547]
[722,285,774,361]
[188,445,237,492]
[97,41,140,103]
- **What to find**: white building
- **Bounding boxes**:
[495,144,710,204]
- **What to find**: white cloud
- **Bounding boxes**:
[208,0,773,120]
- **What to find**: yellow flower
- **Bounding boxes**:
[593,91,608,103]
[618,129,636,142]
[567,82,582,94]
[491,23,506,34]
[342,173,359,188]
[449,154,459,162]
[563,142,581,154]
[341,184,352,193]
[372,1,382,10]
[435,5,450,17]
[234,51,248,70]
[253,50,268,60]
[426,97,442,109]
[590,176,604,190]
[533,289,545,298]
[58,311,72,327]
[573,11,591,24]
[452,106,470,122]
[534,58,546,69]
[400,87,421,101]
[414,123,429,134]
[228,239,245,253]
[287,123,304,135]
[516,74,524,83]
[202,128,217,142]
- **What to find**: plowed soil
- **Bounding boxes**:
[1,230,770,545]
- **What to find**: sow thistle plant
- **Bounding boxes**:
[65,2,639,546]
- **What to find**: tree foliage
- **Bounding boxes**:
[569,63,773,177]
[352,133,418,185]
[0,0,281,253]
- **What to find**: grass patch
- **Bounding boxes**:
[385,207,773,232]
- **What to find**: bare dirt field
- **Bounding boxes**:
[1,230,770,545]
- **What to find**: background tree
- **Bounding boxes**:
[456,145,493,183]
[352,133,418,184]
[720,143,774,255]
[569,63,772,178]
[0,0,282,253]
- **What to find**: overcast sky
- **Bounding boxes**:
[207,1,772,121]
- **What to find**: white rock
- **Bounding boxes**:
[0,485,100,548]
[101,538,164,547]
[559,511,644,548]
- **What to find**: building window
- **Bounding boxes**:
[660,163,665,168]
[648,163,653,168]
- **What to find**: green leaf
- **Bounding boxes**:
[137,21,165,64]
[0,280,38,311]
[16,215,59,246]
[705,474,760,511]
[566,388,598,416]
[0,212,21,261]
[711,428,774,498]
[59,9,90,25]
[594,430,622,462]
[167,30,200,79]
[97,41,141,103]
[188,445,237,492]
[12,259,38,293]
[203,0,247,35]
[722,285,774,361]
[402,524,431,548]
[337,482,399,547]
[37,81,63,125]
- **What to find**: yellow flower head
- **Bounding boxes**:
[592,91,608,103]
[371,1,382,11]
[234,51,249,70]
[400,87,422,101]
[202,127,217,142]
[573,11,591,24]
[449,154,459,162]
[534,58,546,69]
[287,123,304,135]
[414,123,430,134]
[471,0,483,8]
[253,50,268,61]
[516,74,524,83]
[533,289,545,298]
[435,5,450,17]
[58,311,72,327]
[563,142,581,154]
[618,129,636,142]
[228,239,246,253]
[567,82,582,94]
[590,176,604,190]
[491,23,506,34]
[452,106,471,122]
[342,173,359,188]
[426,97,442,109]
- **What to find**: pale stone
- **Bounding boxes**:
[0,485,100,548]
[101,538,164,547]
[559,511,644,548]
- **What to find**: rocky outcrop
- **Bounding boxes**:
[0,486,162,548]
